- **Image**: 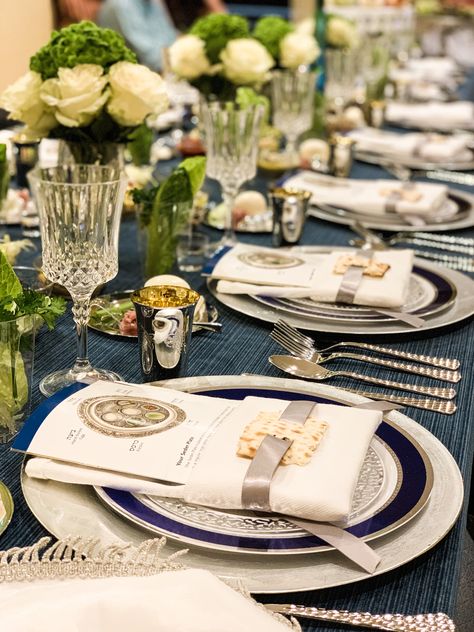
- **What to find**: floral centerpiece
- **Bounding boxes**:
[0,22,169,165]
[168,14,320,100]
[0,251,65,440]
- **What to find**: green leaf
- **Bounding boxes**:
[127,124,153,166]
[0,251,22,300]
[179,157,206,198]
[235,87,270,127]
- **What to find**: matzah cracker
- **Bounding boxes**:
[237,412,328,466]
[333,255,390,278]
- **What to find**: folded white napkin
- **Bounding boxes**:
[385,101,474,129]
[284,172,448,218]
[390,57,458,85]
[0,568,295,632]
[216,249,414,309]
[26,396,382,524]
[349,128,472,162]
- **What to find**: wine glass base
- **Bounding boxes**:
[39,367,123,398]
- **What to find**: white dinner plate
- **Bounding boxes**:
[355,149,474,172]
[21,375,463,594]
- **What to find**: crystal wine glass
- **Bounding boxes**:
[201,100,264,247]
[29,165,127,396]
[271,68,317,166]
[325,48,361,116]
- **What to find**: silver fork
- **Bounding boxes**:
[273,319,460,370]
[264,604,456,632]
[270,329,461,383]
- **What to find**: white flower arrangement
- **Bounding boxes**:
[0,22,169,143]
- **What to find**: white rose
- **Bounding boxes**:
[221,39,274,85]
[40,64,108,128]
[169,35,211,80]
[107,62,169,127]
[295,18,316,37]
[0,71,56,136]
[326,17,359,49]
[280,32,320,69]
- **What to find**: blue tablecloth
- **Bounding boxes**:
[1,85,474,628]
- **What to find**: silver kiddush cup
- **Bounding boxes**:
[131,286,200,382]
[270,187,311,247]
[328,135,355,178]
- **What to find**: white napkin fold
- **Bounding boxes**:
[216,249,414,309]
[349,128,472,162]
[390,57,458,85]
[385,101,474,129]
[284,172,448,218]
[26,397,382,524]
[0,568,294,632]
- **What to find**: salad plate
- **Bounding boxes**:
[88,292,219,337]
[21,376,463,593]
[0,482,14,537]
[205,204,272,234]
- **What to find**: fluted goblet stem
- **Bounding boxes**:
[71,296,93,375]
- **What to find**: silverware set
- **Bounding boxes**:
[350,222,474,272]
[269,319,460,414]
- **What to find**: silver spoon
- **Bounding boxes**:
[269,355,456,400]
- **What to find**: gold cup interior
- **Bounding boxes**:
[131,285,200,309]
[270,187,311,201]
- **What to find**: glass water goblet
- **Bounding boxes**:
[271,69,317,166]
[201,101,263,248]
[325,48,361,116]
[29,165,127,396]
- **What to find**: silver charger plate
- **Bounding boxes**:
[355,149,474,172]
[205,207,272,234]
[208,246,474,336]
[21,376,463,594]
[307,189,474,233]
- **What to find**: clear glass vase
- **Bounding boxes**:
[0,315,36,443]
[137,200,193,279]
[57,140,125,169]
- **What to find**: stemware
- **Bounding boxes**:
[29,165,126,396]
[271,68,316,165]
[201,101,263,247]
[325,48,361,115]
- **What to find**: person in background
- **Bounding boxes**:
[53,0,102,27]
[164,0,226,30]
[96,0,177,71]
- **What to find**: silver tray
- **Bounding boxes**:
[208,246,474,336]
[21,376,463,594]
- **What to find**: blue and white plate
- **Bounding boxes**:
[253,264,456,323]
[96,382,433,555]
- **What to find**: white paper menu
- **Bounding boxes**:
[13,381,238,485]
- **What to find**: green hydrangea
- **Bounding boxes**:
[253,16,293,60]
[189,14,249,64]
[30,21,137,80]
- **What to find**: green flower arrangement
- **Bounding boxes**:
[189,14,249,65]
[253,16,294,61]
[30,21,137,81]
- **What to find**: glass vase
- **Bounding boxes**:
[0,315,36,443]
[57,140,125,169]
[137,200,193,279]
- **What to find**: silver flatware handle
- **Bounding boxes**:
[403,231,474,247]
[265,604,456,632]
[339,342,460,370]
[421,169,474,187]
[397,237,474,256]
[327,352,461,383]
[342,389,457,414]
[332,370,456,399]
[410,249,474,272]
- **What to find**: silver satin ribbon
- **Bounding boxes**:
[335,248,373,305]
[240,399,401,573]
[334,247,425,328]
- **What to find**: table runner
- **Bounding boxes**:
[1,83,473,630]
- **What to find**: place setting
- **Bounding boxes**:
[1,7,474,632]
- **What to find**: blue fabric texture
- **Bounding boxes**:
[97,0,176,71]
[0,77,473,631]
